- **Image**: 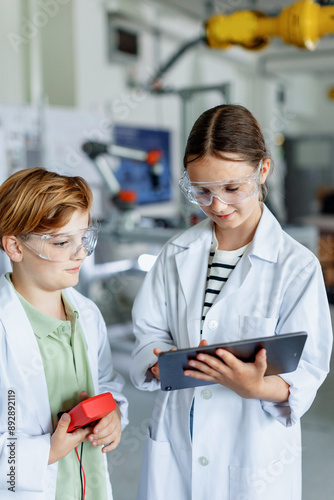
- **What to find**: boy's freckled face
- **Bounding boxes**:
[19,210,90,292]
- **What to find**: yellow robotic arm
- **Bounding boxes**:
[206,0,334,51]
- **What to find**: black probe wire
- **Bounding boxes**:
[79,443,84,500]
[75,444,85,500]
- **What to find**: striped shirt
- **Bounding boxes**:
[201,230,249,335]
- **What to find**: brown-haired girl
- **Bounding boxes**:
[0,168,128,499]
[131,104,332,500]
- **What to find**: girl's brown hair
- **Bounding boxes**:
[183,104,271,168]
[183,104,271,200]
[0,168,93,250]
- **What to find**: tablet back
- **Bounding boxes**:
[158,332,307,391]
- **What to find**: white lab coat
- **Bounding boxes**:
[131,205,333,500]
[0,275,129,500]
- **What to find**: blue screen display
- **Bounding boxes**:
[113,125,171,205]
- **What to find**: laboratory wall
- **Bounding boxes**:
[1,1,26,103]
[1,0,334,222]
[1,4,334,500]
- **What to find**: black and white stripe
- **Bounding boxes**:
[201,232,249,335]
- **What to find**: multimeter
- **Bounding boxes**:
[64,392,117,433]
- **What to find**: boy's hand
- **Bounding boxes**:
[80,391,122,453]
[48,414,92,465]
[88,405,122,453]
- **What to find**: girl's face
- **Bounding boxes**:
[186,154,270,237]
[17,210,90,292]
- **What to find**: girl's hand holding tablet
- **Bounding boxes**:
[184,339,290,402]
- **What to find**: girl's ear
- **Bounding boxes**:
[260,158,271,184]
[2,236,24,262]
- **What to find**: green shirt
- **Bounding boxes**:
[6,274,108,500]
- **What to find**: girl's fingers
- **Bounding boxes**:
[188,358,220,375]
[196,352,231,373]
[184,356,224,381]
[215,349,243,369]
[184,368,215,382]
[198,339,208,347]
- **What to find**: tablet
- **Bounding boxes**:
[158,332,307,391]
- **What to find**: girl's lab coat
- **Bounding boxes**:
[0,276,128,500]
[131,205,332,500]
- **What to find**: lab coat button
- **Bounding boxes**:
[201,389,212,400]
[208,320,218,330]
[198,456,209,466]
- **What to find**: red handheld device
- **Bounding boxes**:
[66,392,116,433]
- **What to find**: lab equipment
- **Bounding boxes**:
[145,1,334,96]
[82,135,165,202]
[66,393,116,433]
[205,0,334,52]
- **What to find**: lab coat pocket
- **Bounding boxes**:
[238,316,278,340]
[229,461,293,500]
[138,432,188,500]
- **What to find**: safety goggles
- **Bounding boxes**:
[179,161,262,207]
[19,226,99,262]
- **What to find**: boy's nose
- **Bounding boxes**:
[73,244,87,260]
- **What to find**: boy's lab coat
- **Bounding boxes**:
[131,205,332,500]
[0,276,128,500]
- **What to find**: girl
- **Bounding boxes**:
[0,168,128,500]
[131,104,332,500]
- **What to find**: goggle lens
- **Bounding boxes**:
[179,164,262,207]
[20,227,98,262]
[191,181,257,206]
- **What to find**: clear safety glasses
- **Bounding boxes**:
[19,226,99,262]
[179,161,262,207]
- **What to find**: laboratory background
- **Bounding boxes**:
[1,0,334,498]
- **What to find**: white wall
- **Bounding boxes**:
[1,0,334,221]
[0,1,26,104]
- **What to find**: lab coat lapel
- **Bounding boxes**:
[0,276,52,433]
[213,250,253,304]
[211,205,281,304]
[174,221,212,345]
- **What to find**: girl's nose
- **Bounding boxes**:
[210,195,228,211]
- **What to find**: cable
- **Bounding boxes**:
[75,445,86,500]
[80,444,83,500]
[146,35,205,91]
